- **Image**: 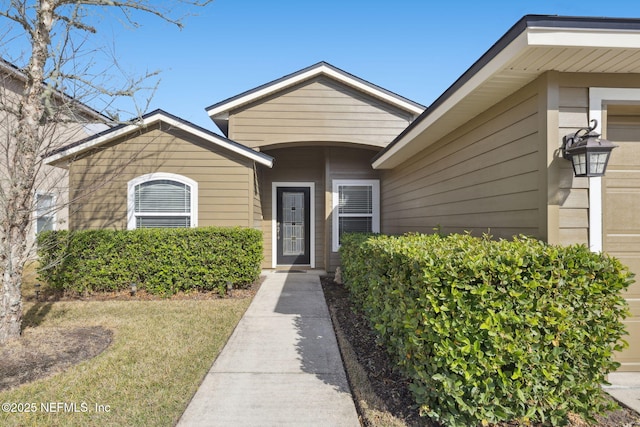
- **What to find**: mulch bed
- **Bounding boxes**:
[26,278,264,302]
[320,275,640,427]
[0,326,113,392]
[1,278,263,392]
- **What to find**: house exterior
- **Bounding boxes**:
[45,110,275,231]
[0,59,106,251]
[46,15,640,370]
[47,63,424,272]
[372,15,640,372]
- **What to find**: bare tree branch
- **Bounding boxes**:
[0,0,212,343]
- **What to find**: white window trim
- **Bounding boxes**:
[271,182,315,268]
[127,172,198,230]
[34,192,56,234]
[588,88,640,252]
[332,179,380,252]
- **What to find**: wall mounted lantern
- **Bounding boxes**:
[562,119,617,177]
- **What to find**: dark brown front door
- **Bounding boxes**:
[276,187,311,265]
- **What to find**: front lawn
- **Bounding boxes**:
[0,296,251,426]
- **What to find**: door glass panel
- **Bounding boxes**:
[282,191,305,256]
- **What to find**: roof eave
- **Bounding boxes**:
[373,15,640,169]
[205,62,425,130]
[1,58,110,123]
[45,110,274,168]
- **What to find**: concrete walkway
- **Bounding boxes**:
[177,270,360,427]
[604,372,640,414]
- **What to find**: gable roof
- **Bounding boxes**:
[0,58,109,124]
[373,15,640,169]
[206,61,425,136]
[45,109,274,167]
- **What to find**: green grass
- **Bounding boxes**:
[0,297,251,426]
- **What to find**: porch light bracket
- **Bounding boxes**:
[561,119,617,177]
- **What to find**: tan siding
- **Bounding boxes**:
[253,167,263,229]
[257,146,379,270]
[325,147,381,272]
[230,77,413,148]
[555,73,640,245]
[259,147,325,268]
[557,84,591,245]
[381,84,542,239]
[69,125,253,230]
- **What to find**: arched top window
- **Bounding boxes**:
[127,173,198,229]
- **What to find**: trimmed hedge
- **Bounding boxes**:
[340,233,632,427]
[37,227,263,296]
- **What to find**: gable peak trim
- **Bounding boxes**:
[205,62,425,129]
[45,109,274,167]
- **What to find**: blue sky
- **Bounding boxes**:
[6,0,640,130]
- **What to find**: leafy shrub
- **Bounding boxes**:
[340,232,632,427]
[37,227,263,296]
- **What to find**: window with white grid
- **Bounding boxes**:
[127,173,198,229]
[332,180,379,251]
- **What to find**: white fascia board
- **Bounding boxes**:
[527,26,640,49]
[321,67,425,115]
[588,87,640,253]
[207,64,424,118]
[373,25,640,170]
[207,68,321,117]
[160,115,274,167]
[373,31,530,169]
[45,112,273,168]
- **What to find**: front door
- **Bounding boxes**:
[276,187,311,265]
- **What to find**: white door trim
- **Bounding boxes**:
[589,88,640,252]
[271,182,315,268]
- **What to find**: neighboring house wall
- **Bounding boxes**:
[69,124,254,229]
[230,77,414,149]
[381,79,544,239]
[0,65,98,250]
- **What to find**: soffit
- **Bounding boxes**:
[373,23,640,169]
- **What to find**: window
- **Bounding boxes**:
[127,173,198,229]
[332,180,380,251]
[36,193,55,233]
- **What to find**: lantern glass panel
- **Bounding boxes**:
[589,152,610,175]
[572,152,587,176]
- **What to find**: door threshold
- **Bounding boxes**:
[275,265,312,271]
